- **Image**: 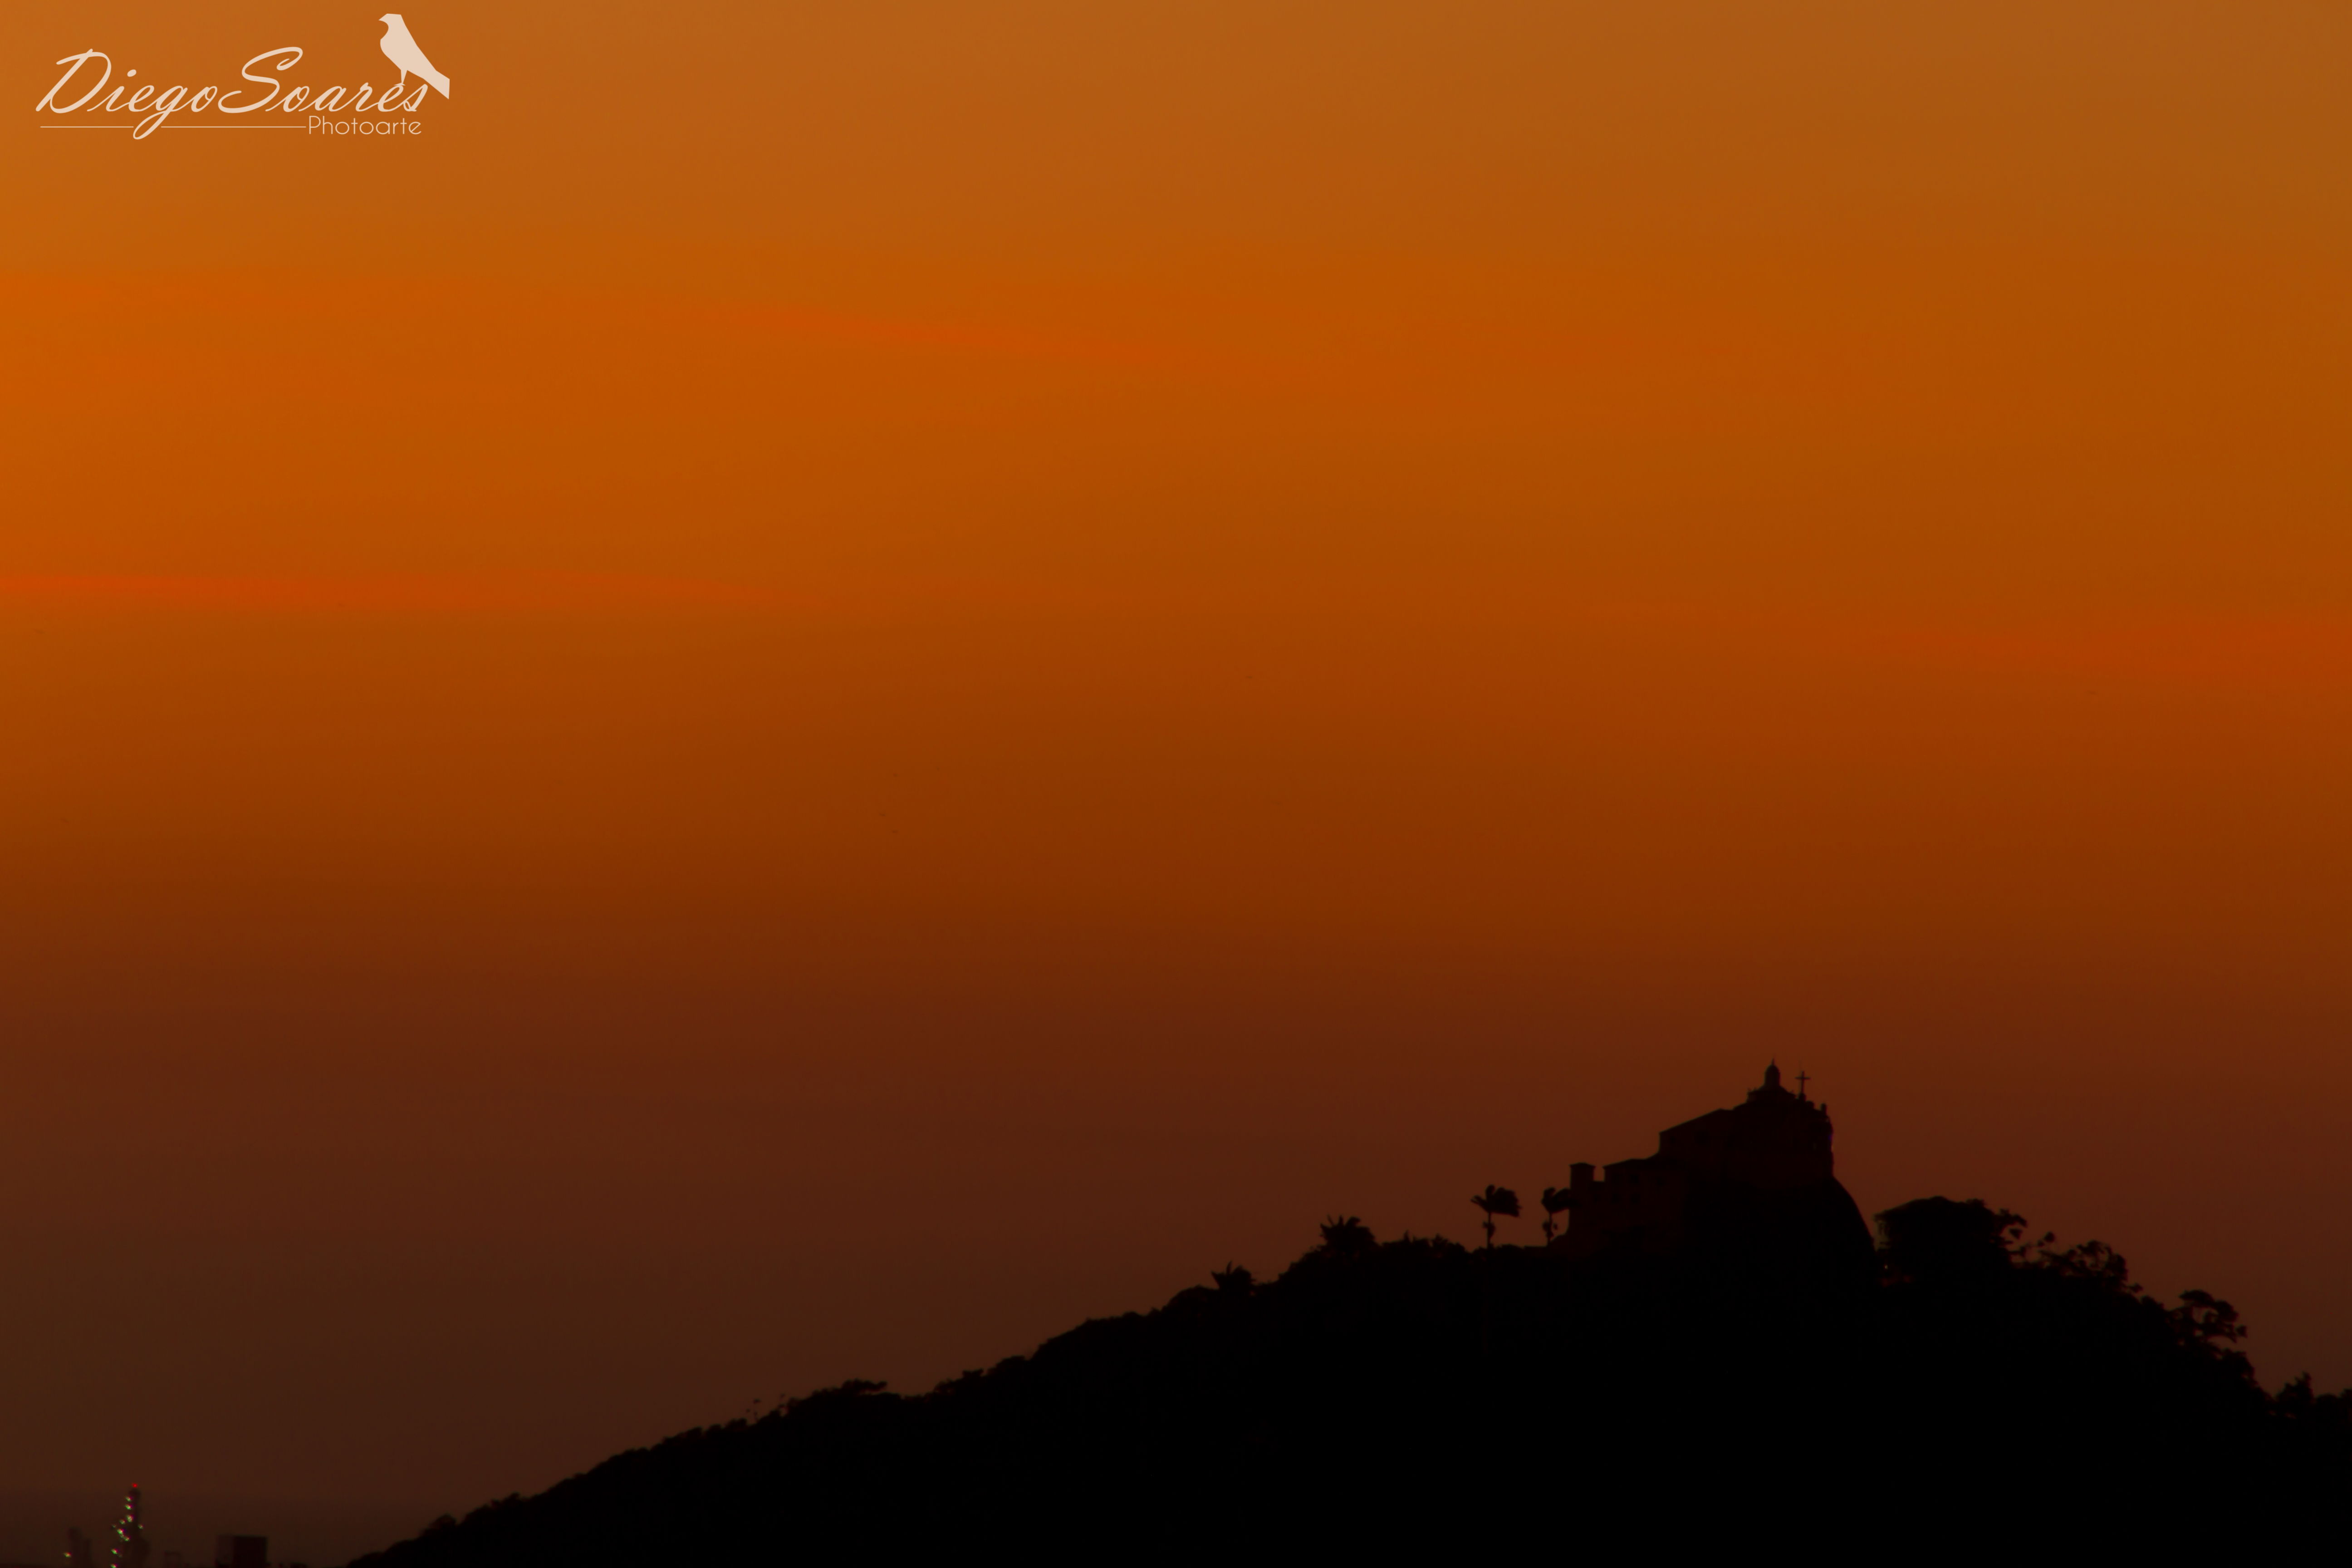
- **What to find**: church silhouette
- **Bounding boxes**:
[1556,1063,1873,1281]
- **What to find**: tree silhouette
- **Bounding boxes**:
[2174,1288,2248,1349]
[1319,1215,1375,1259]
[1539,1186,1572,1243]
[1876,1196,2035,1284]
[1471,1185,1520,1248]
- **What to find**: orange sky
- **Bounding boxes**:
[4,1,2350,1556]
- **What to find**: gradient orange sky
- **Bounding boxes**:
[5,1,2351,1556]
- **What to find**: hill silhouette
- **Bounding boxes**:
[349,1074,2352,1558]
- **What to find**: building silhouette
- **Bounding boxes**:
[212,1541,266,1568]
[1558,1062,1870,1276]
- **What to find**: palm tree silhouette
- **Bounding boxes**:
[1471,1184,1520,1248]
[1539,1185,1573,1242]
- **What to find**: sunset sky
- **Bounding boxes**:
[4,0,2350,1556]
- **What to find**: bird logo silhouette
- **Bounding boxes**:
[378,14,450,99]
